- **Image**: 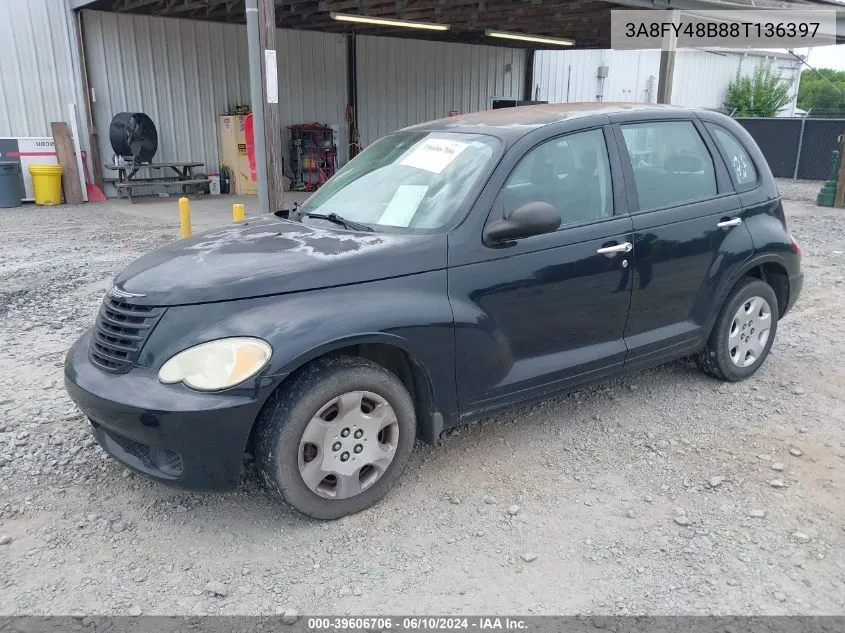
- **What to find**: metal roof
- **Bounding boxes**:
[72,0,845,48]
[74,0,624,48]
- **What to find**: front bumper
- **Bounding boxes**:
[64,329,270,491]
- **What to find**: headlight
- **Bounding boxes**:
[158,337,272,391]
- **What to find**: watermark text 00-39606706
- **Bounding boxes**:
[610,9,836,50]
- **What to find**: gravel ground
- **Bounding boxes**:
[1,199,844,616]
[776,179,825,204]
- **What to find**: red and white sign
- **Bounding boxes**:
[0,137,58,200]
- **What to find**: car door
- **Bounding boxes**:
[612,118,755,370]
[448,126,635,418]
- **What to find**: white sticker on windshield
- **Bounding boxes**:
[400,139,469,174]
[378,185,429,227]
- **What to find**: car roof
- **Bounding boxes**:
[399,102,693,143]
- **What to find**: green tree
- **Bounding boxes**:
[724,64,792,117]
[797,68,845,114]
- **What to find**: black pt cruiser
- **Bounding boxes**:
[65,104,803,519]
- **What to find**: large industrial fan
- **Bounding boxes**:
[109,112,158,164]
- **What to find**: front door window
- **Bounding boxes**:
[500,129,614,228]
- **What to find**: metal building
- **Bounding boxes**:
[356,36,525,147]
[0,0,90,152]
[81,10,350,177]
[0,0,528,196]
[0,0,815,202]
[533,48,803,115]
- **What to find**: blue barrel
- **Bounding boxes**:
[0,161,24,208]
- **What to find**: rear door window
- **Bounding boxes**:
[705,123,758,190]
[620,121,717,211]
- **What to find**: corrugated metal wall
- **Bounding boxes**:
[671,50,753,109]
[672,50,801,114]
[82,10,347,185]
[0,0,84,137]
[82,12,527,192]
[533,49,800,114]
[534,49,660,104]
[599,51,661,103]
[356,36,526,146]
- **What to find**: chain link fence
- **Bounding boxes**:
[731,111,845,181]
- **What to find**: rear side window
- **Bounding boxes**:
[705,123,758,189]
[620,121,717,211]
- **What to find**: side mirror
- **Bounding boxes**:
[484,201,561,244]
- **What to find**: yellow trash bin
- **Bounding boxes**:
[29,164,64,206]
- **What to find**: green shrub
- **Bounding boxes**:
[725,64,792,117]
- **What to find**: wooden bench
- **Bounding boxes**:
[112,178,211,189]
[104,161,210,202]
[109,179,211,202]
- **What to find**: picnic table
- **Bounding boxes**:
[104,161,210,202]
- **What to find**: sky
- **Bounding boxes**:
[805,45,845,71]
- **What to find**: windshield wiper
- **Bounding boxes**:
[305,212,374,232]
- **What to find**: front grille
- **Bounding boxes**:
[89,296,164,373]
[95,425,184,478]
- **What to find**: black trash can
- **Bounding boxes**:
[0,161,24,208]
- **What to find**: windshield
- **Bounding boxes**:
[300,132,501,231]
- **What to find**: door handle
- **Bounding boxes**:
[717,217,742,228]
[596,242,633,254]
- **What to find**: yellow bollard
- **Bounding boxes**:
[232,203,245,223]
[179,197,192,238]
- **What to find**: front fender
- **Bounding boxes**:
[140,270,457,421]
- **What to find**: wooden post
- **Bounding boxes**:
[75,11,104,191]
[51,122,84,205]
[657,10,679,104]
[657,51,675,104]
[834,132,845,208]
[523,48,535,102]
[258,0,284,214]
[346,33,360,160]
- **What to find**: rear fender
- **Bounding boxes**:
[703,253,794,338]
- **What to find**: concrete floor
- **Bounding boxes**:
[104,191,313,232]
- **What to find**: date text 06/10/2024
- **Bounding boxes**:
[307,617,528,630]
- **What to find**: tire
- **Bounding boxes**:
[697,277,779,382]
[255,356,416,519]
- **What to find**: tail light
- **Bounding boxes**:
[790,234,802,259]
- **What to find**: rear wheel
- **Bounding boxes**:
[255,356,416,519]
[697,277,779,381]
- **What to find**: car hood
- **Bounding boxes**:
[113,217,447,306]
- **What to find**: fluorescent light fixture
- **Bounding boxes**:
[331,12,449,31]
[486,29,574,46]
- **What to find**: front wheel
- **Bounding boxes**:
[255,356,416,519]
[697,277,779,381]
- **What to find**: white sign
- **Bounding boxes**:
[400,139,468,174]
[378,185,428,227]
[264,50,278,104]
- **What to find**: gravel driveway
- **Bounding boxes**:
[1,198,843,616]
